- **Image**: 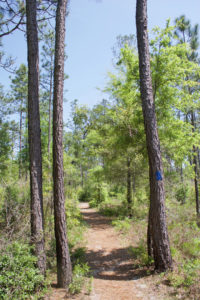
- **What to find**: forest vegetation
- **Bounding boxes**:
[0,0,200,299]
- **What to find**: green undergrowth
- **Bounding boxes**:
[128,240,154,267]
[0,178,91,298]
[93,197,148,220]
[93,194,200,298]
[0,242,48,300]
[69,256,91,295]
[99,201,128,217]
[46,197,92,296]
[112,217,132,233]
[68,236,92,295]
[164,199,200,296]
[66,199,92,296]
[46,198,87,268]
[0,181,48,300]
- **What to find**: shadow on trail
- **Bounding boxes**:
[85,247,152,281]
[81,210,112,229]
[80,204,153,282]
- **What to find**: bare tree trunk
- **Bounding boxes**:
[191,112,200,216]
[19,107,22,179]
[193,149,200,215]
[136,0,172,272]
[132,172,135,195]
[48,66,53,160]
[53,0,72,288]
[147,211,153,257]
[26,0,46,275]
[81,165,84,187]
[25,117,29,181]
[127,157,132,216]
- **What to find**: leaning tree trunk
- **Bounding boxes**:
[53,0,72,288]
[136,0,172,272]
[26,0,46,275]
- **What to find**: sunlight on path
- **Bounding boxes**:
[46,203,160,300]
[78,202,154,300]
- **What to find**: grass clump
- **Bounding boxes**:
[112,218,132,233]
[128,240,154,266]
[167,259,200,288]
[69,246,92,295]
[163,198,200,296]
[69,262,90,295]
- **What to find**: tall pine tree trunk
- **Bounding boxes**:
[48,66,53,161]
[19,106,22,179]
[26,0,46,275]
[127,157,132,216]
[136,0,172,271]
[53,0,72,288]
[191,111,200,216]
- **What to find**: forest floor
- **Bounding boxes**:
[46,203,174,300]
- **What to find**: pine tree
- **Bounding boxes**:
[53,0,72,288]
[26,0,46,275]
[136,0,172,271]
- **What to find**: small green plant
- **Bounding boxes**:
[182,238,200,258]
[0,182,29,231]
[89,199,97,208]
[175,184,189,204]
[0,241,46,300]
[99,201,128,217]
[85,276,93,295]
[78,189,92,202]
[167,259,200,288]
[112,218,131,233]
[65,199,86,250]
[69,263,90,295]
[128,240,154,266]
[71,247,86,264]
[167,272,185,288]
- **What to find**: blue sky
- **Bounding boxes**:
[1,0,200,122]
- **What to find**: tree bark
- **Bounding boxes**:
[53,0,72,288]
[127,157,132,216]
[26,0,46,275]
[48,63,53,161]
[136,0,172,272]
[19,106,22,179]
[191,112,200,216]
[132,172,135,195]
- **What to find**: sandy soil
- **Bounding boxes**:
[46,203,168,300]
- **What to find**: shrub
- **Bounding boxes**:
[69,263,90,294]
[66,199,86,250]
[128,240,154,266]
[71,247,86,265]
[112,218,131,233]
[0,242,46,300]
[81,182,109,207]
[175,184,189,204]
[78,189,92,202]
[167,259,200,288]
[182,239,200,258]
[0,182,30,234]
[99,201,128,217]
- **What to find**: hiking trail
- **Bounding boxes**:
[46,202,167,300]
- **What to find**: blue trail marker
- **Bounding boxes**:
[156,170,162,181]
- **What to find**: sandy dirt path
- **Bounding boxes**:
[46,203,162,300]
[76,202,156,300]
